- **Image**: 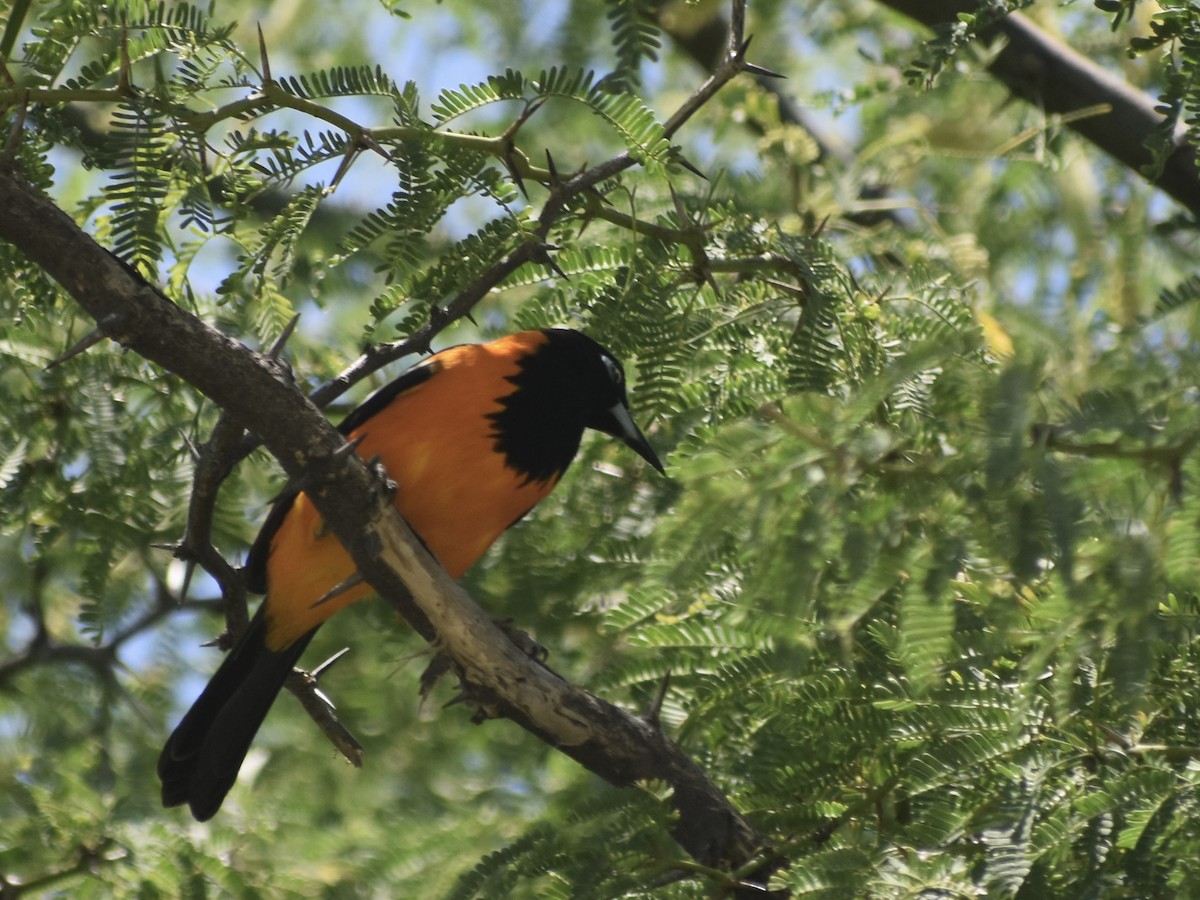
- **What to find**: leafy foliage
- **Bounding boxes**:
[4,0,1200,897]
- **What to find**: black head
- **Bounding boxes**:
[488,328,665,484]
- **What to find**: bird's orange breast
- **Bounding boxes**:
[262,332,557,649]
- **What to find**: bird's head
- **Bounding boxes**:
[544,329,665,475]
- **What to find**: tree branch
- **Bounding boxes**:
[879,0,1200,215]
[0,580,217,688]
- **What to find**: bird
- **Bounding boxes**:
[158,328,664,821]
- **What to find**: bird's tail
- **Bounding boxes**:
[158,606,315,821]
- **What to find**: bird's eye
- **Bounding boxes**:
[601,354,623,385]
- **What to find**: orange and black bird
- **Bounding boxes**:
[158,328,663,821]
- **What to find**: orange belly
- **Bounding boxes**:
[261,333,558,649]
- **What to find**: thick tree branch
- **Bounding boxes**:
[0,168,780,896]
[880,1,1200,215]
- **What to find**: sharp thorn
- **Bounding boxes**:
[544,149,559,183]
[180,559,197,603]
[309,571,366,609]
[331,434,367,465]
[504,145,528,199]
[646,669,672,728]
[46,313,122,369]
[744,62,786,79]
[267,313,301,359]
[533,244,569,281]
[257,23,272,85]
[585,187,614,208]
[672,152,707,180]
[522,97,546,122]
[359,131,394,162]
[311,646,351,680]
[178,428,201,462]
[333,434,367,461]
[329,144,359,191]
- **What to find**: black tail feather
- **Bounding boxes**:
[158,608,316,821]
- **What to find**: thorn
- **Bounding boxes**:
[309,571,366,609]
[178,428,201,462]
[257,23,272,85]
[585,186,614,208]
[180,559,197,603]
[368,135,396,164]
[744,61,786,80]
[500,97,544,145]
[544,149,559,185]
[671,151,707,180]
[505,145,528,199]
[267,313,301,359]
[311,646,351,680]
[332,434,367,461]
[117,28,132,92]
[46,313,122,369]
[329,142,361,192]
[517,97,546,131]
[148,541,180,551]
[646,669,672,728]
[200,634,222,648]
[764,278,809,300]
[499,99,544,197]
[532,242,568,280]
[311,685,336,709]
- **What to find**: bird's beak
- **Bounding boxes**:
[604,402,665,474]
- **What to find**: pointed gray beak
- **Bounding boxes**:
[605,402,665,474]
